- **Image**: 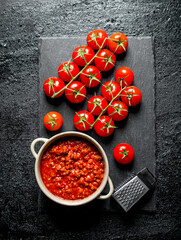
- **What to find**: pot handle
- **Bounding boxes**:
[31,138,48,159]
[97,176,114,200]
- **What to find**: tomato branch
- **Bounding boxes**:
[90,86,126,128]
[51,37,108,98]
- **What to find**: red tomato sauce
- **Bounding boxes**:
[40,138,104,200]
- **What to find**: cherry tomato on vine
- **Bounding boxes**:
[72,45,95,67]
[73,110,94,132]
[113,143,134,164]
[80,65,101,88]
[94,116,116,137]
[43,112,63,131]
[94,49,116,72]
[101,80,121,102]
[115,67,134,88]
[108,33,128,54]
[58,61,79,82]
[43,77,65,98]
[107,100,128,121]
[87,95,108,116]
[121,86,142,106]
[87,29,108,50]
[65,81,87,103]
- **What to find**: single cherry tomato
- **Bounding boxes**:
[58,61,79,82]
[113,143,134,164]
[94,49,116,72]
[94,116,116,137]
[108,32,128,54]
[115,67,134,88]
[43,111,63,131]
[80,65,101,88]
[107,100,128,121]
[72,45,95,67]
[73,110,95,131]
[101,80,121,102]
[43,77,65,98]
[121,86,142,106]
[87,95,108,116]
[87,29,108,50]
[65,81,87,103]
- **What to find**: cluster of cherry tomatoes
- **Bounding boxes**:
[43,29,143,164]
[43,30,142,135]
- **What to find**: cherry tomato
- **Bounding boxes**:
[43,77,65,98]
[113,143,134,164]
[73,111,94,132]
[58,61,79,82]
[87,29,108,50]
[115,67,134,88]
[65,81,87,103]
[72,45,95,67]
[94,116,116,137]
[107,100,128,121]
[108,32,128,54]
[101,80,121,102]
[94,49,116,72]
[121,86,142,106]
[80,65,101,88]
[87,95,108,116]
[43,112,63,131]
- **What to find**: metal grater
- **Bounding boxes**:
[112,168,156,212]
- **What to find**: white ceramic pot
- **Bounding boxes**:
[30,131,114,206]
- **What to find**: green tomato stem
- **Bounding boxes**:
[51,37,108,98]
[90,87,126,128]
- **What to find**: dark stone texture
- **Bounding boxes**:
[39,36,156,211]
[0,0,180,239]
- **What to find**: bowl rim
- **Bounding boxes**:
[34,131,109,206]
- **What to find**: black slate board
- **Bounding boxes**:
[39,36,156,211]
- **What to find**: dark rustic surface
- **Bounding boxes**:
[39,36,155,211]
[0,0,181,239]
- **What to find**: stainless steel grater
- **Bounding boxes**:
[112,168,156,212]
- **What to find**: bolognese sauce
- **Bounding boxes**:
[40,138,104,200]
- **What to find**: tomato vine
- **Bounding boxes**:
[43,30,142,136]
[51,37,108,98]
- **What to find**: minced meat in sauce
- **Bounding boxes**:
[40,138,104,200]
